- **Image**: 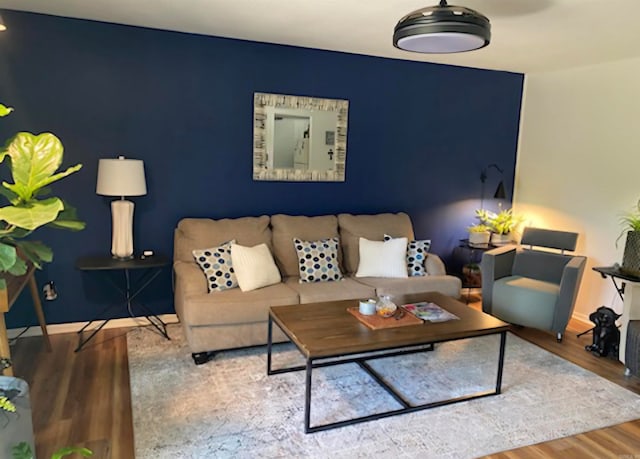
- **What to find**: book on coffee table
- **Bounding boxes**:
[402,302,460,322]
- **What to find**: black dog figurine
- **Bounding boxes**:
[585,306,621,359]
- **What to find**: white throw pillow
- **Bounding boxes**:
[230,243,282,292]
[355,237,408,278]
[384,234,432,277]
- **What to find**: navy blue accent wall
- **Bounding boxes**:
[0,10,523,328]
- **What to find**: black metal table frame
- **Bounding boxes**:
[267,315,507,433]
[76,263,170,352]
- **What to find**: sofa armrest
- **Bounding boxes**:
[174,261,208,297]
[480,245,517,314]
[553,255,587,333]
[425,253,447,276]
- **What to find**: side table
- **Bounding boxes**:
[457,239,497,301]
[592,266,640,373]
[75,254,171,352]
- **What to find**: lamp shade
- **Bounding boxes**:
[393,1,490,54]
[494,181,506,199]
[96,157,147,197]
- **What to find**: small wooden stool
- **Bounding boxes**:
[1,264,51,376]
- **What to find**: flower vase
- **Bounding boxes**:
[0,376,35,458]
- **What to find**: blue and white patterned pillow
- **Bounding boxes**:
[293,237,344,283]
[193,240,238,292]
[384,234,431,277]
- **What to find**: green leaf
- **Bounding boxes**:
[7,256,27,275]
[3,132,82,201]
[0,185,20,205]
[0,197,64,230]
[0,104,13,117]
[15,240,53,268]
[11,441,33,459]
[51,446,93,459]
[0,242,18,271]
[46,201,86,231]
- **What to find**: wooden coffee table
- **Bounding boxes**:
[267,291,510,433]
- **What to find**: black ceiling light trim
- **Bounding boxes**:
[393,0,491,54]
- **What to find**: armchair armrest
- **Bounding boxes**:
[480,245,517,314]
[552,255,587,333]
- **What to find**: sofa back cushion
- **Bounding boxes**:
[174,216,271,263]
[338,212,415,275]
[271,214,339,277]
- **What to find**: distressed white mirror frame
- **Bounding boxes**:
[253,92,349,182]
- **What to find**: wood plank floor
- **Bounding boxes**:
[9,298,640,458]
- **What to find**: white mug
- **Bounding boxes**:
[359,299,376,315]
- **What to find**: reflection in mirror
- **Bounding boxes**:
[253,92,348,182]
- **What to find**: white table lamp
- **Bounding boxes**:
[96,156,147,259]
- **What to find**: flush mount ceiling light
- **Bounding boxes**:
[393,0,491,54]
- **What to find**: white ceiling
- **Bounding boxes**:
[1,0,640,74]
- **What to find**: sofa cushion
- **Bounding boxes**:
[179,283,299,326]
[356,237,408,278]
[271,214,340,277]
[353,275,462,299]
[231,243,282,292]
[338,213,415,275]
[293,237,343,283]
[384,234,432,277]
[283,276,376,304]
[174,216,271,263]
[192,240,238,292]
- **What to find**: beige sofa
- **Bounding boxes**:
[173,212,461,364]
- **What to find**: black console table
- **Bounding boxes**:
[75,254,171,352]
[591,266,640,372]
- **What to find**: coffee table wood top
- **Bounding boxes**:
[269,292,510,359]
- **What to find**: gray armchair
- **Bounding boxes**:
[481,227,586,341]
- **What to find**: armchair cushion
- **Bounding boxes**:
[492,276,559,330]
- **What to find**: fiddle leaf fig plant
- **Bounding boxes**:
[0,102,85,287]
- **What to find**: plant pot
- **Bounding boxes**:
[621,231,640,277]
[0,376,35,458]
[491,233,512,246]
[468,231,491,247]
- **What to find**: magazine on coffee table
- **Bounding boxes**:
[402,302,460,322]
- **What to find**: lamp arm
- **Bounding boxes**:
[480,163,504,183]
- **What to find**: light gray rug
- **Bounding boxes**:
[128,324,640,459]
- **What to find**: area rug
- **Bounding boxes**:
[128,324,640,458]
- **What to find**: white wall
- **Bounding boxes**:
[515,56,640,321]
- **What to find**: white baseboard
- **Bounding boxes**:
[572,312,592,329]
[7,314,180,340]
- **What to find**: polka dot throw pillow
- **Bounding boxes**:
[293,237,344,283]
[192,240,238,292]
[384,234,432,277]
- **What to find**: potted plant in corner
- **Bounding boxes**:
[617,198,640,277]
[0,102,89,458]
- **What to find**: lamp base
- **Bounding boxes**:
[111,199,135,259]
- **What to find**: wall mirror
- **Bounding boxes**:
[253,92,349,182]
